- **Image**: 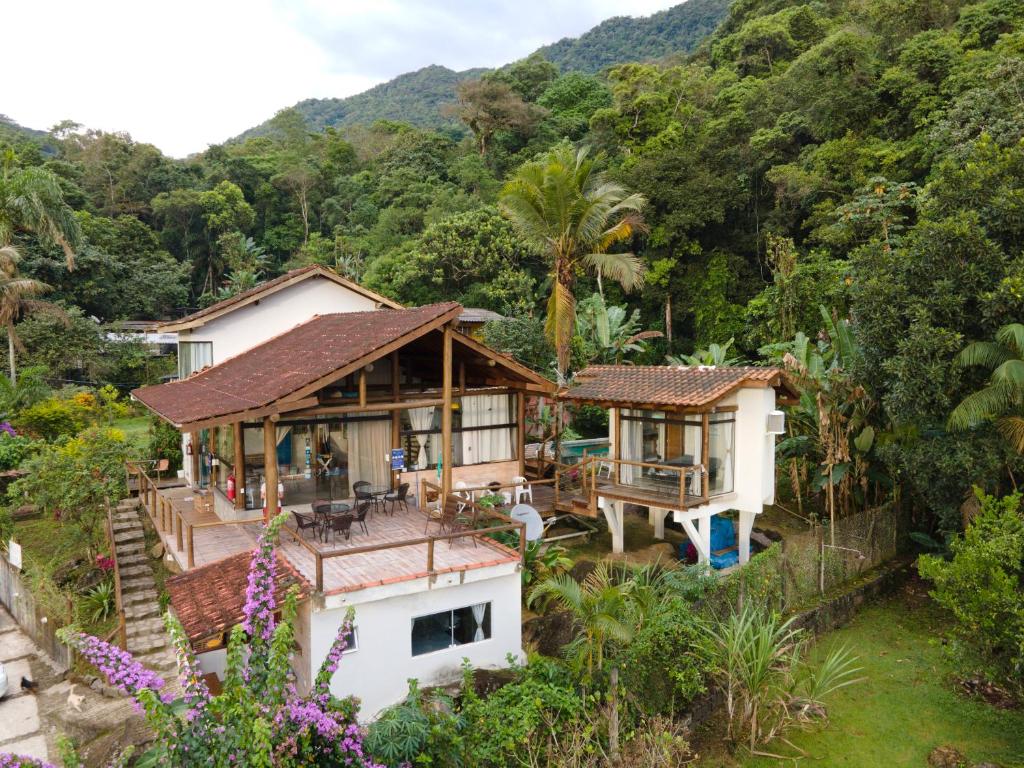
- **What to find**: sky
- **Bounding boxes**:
[5,0,681,158]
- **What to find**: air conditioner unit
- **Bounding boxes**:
[767,410,786,435]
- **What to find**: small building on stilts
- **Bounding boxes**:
[557,365,798,567]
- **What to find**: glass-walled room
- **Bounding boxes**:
[619,409,734,497]
[399,394,516,471]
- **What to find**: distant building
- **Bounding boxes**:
[456,307,504,340]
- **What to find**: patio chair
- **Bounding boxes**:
[292,510,320,541]
[448,504,479,549]
[426,497,460,535]
[325,513,353,545]
[353,501,371,535]
[384,483,410,515]
[353,480,379,515]
[512,475,533,505]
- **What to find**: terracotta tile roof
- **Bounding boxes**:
[155,265,401,330]
[561,365,791,408]
[167,550,308,647]
[132,302,462,427]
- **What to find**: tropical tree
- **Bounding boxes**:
[499,144,646,382]
[527,561,635,679]
[948,323,1024,452]
[666,337,743,366]
[0,251,66,381]
[576,293,662,365]
[0,157,80,270]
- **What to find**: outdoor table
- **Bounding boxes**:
[363,484,390,515]
[313,501,351,541]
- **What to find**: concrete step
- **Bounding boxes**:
[116,540,146,554]
[112,521,143,534]
[127,616,167,635]
[136,650,179,674]
[119,565,153,579]
[118,553,150,567]
[121,576,157,593]
[127,633,168,655]
[122,589,158,605]
[124,602,161,621]
[114,530,145,545]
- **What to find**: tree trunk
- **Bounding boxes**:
[609,666,621,765]
[665,294,673,351]
[7,324,15,383]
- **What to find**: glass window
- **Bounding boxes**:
[708,412,735,496]
[178,341,213,379]
[411,603,491,656]
[401,396,516,469]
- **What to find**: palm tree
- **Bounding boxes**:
[499,145,646,383]
[576,293,662,365]
[527,562,635,679]
[948,323,1024,451]
[0,157,80,270]
[666,337,744,366]
[0,250,65,382]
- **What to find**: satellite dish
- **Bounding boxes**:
[509,504,544,541]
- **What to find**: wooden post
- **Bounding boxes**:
[189,431,201,488]
[233,421,245,510]
[316,553,324,593]
[613,408,621,485]
[187,525,195,569]
[518,523,526,564]
[263,416,279,524]
[427,537,435,574]
[175,512,184,552]
[517,391,526,476]
[458,360,466,394]
[701,412,710,501]
[441,326,453,496]
[358,369,367,407]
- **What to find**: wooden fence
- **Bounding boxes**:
[0,551,75,671]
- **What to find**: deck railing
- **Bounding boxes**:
[284,483,526,593]
[132,464,261,568]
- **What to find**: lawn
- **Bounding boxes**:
[698,581,1024,767]
[112,414,152,451]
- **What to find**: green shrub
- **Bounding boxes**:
[0,432,39,470]
[619,596,710,715]
[15,391,100,441]
[147,417,182,472]
[83,580,116,623]
[918,489,1024,694]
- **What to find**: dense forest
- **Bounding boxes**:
[237,0,730,137]
[3,0,1024,537]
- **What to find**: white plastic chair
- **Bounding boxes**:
[511,475,533,504]
[454,480,471,512]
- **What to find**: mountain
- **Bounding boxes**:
[536,0,731,73]
[234,0,731,140]
[0,114,47,143]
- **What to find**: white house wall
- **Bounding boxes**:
[309,568,523,719]
[181,278,381,365]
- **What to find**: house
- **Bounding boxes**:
[130,284,555,717]
[456,307,504,341]
[559,365,797,565]
[153,264,400,488]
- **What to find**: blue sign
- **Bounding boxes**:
[390,448,406,471]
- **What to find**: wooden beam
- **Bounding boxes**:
[441,326,453,496]
[189,431,201,487]
[178,396,320,433]
[517,391,526,476]
[701,412,710,502]
[233,421,245,510]
[263,416,279,524]
[459,361,466,394]
[282,397,445,419]
[450,329,555,392]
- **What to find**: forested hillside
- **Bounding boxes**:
[3,0,1024,533]
[536,0,731,72]
[237,0,731,137]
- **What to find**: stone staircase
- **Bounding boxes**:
[110,499,177,675]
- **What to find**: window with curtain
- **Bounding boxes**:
[619,409,707,493]
[401,396,515,468]
[178,341,213,379]
[411,603,491,656]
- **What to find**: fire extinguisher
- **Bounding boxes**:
[226,473,236,502]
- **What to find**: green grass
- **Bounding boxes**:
[699,585,1024,767]
[112,415,151,451]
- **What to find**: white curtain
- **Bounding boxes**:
[348,414,390,490]
[407,406,435,470]
[710,419,735,495]
[471,603,487,642]
[685,423,703,495]
[619,410,644,484]
[461,395,512,465]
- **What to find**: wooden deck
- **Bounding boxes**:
[143,487,520,595]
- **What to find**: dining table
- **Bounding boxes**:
[313,500,352,542]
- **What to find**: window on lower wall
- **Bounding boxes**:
[411,603,491,656]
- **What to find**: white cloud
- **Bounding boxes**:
[5,0,680,157]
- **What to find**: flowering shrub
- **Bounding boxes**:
[38,513,383,768]
[95,554,115,572]
[0,755,55,768]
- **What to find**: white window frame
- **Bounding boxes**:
[410,602,492,657]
